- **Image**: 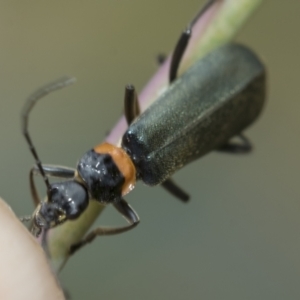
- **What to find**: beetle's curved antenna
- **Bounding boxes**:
[21,77,76,195]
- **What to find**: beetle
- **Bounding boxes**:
[22,0,266,254]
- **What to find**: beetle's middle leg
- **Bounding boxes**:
[218,134,252,154]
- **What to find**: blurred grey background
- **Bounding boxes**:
[0,1,299,299]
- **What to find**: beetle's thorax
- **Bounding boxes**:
[77,142,136,203]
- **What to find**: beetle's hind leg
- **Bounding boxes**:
[218,134,252,154]
[69,198,139,255]
[161,178,189,202]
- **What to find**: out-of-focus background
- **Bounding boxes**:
[0,1,299,299]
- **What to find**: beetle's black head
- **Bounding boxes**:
[77,149,125,203]
[35,180,89,229]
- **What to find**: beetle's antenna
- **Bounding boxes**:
[21,76,76,192]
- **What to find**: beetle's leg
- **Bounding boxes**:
[161,177,190,203]
[218,134,252,154]
[169,0,218,82]
[30,164,76,207]
[156,53,167,65]
[161,178,190,202]
[69,198,140,255]
[169,28,192,83]
[32,164,76,178]
[124,85,140,125]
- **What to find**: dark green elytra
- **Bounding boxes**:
[122,44,266,185]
